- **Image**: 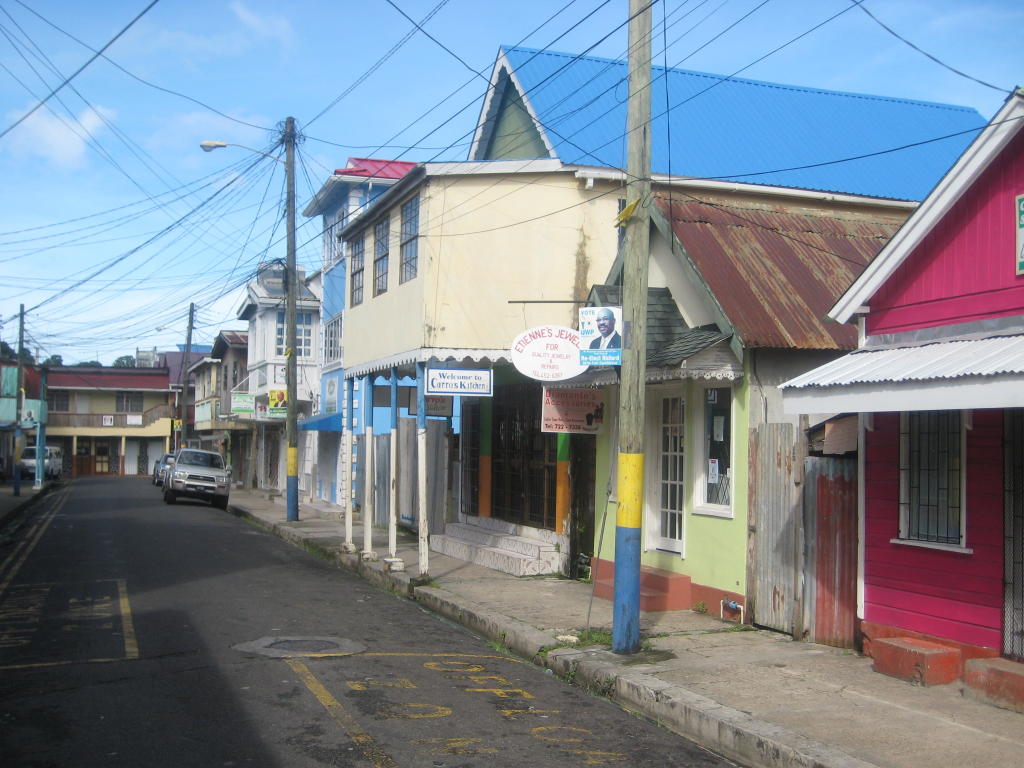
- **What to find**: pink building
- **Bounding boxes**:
[783,90,1024,708]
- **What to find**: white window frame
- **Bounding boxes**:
[644,386,687,555]
[323,313,343,365]
[276,311,314,358]
[894,409,969,552]
[694,384,734,519]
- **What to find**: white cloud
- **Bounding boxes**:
[230,1,294,49]
[4,105,115,169]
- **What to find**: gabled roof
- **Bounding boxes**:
[653,194,903,350]
[473,46,985,201]
[830,89,1024,323]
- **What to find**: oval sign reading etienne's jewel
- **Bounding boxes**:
[510,325,588,381]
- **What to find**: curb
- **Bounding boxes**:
[226,503,880,768]
[0,483,51,532]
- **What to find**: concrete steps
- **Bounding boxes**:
[430,518,564,577]
[591,558,692,612]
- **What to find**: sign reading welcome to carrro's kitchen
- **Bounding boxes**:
[510,325,588,381]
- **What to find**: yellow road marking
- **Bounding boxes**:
[0,489,67,600]
[0,656,130,671]
[410,737,497,755]
[116,579,139,659]
[379,702,453,719]
[286,658,400,768]
[347,678,416,690]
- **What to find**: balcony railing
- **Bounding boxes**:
[48,403,175,429]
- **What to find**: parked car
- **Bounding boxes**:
[163,449,230,509]
[151,453,175,486]
[20,445,62,480]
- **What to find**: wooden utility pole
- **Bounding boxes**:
[284,116,299,522]
[613,0,653,654]
[180,302,195,449]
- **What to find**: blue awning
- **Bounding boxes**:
[298,412,343,432]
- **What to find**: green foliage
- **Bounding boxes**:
[112,355,136,368]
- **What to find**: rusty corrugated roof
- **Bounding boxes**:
[655,195,904,350]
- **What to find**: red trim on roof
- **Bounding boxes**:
[335,157,417,180]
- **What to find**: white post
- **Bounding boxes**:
[362,374,377,561]
[341,379,356,553]
[416,362,429,577]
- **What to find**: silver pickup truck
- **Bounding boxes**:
[162,448,231,509]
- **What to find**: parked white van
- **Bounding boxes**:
[20,445,62,479]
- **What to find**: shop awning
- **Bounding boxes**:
[781,333,1024,413]
[298,412,344,432]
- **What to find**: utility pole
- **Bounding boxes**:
[613,0,652,655]
[13,304,25,497]
[284,116,299,522]
[181,302,195,450]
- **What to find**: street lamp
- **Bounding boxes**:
[200,118,300,522]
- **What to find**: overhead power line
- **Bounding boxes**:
[0,0,161,142]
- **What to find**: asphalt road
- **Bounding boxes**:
[0,477,739,767]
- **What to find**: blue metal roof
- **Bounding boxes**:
[499,46,985,201]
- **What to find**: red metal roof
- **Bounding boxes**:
[48,366,171,390]
[655,195,905,350]
[335,157,417,180]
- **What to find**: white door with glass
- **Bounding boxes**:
[649,394,686,553]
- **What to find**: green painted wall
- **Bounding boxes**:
[592,374,750,596]
[484,79,547,160]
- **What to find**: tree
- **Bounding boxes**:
[74,360,103,367]
[42,354,63,367]
[112,355,136,368]
[0,342,34,364]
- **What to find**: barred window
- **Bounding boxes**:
[373,216,389,296]
[116,391,144,413]
[899,411,964,546]
[349,234,364,306]
[400,195,419,283]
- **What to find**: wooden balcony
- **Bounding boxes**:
[48,403,175,429]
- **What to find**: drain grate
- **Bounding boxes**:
[233,635,366,658]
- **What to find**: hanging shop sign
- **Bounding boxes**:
[1016,193,1024,276]
[425,368,493,397]
[231,392,254,415]
[541,387,605,434]
[578,305,623,366]
[510,325,588,381]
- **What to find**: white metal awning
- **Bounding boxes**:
[343,348,512,379]
[781,334,1024,413]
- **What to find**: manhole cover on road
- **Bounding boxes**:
[233,636,366,658]
[269,639,341,653]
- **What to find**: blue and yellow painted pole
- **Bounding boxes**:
[613,453,644,652]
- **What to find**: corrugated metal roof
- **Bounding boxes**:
[338,158,417,180]
[782,333,1024,389]
[500,47,984,201]
[49,367,171,391]
[656,196,902,350]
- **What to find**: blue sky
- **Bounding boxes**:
[0,0,1019,363]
